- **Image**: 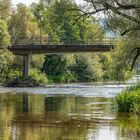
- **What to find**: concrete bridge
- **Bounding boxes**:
[8,44,114,78]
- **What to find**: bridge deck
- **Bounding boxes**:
[9,44,114,55]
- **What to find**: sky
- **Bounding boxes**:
[12,0,82,6]
[12,0,39,6]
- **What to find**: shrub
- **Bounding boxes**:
[6,69,48,85]
[30,69,48,84]
[7,69,22,79]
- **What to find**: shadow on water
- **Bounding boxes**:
[0,87,139,140]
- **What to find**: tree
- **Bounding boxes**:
[0,0,11,20]
[42,54,68,76]
[0,20,10,48]
[75,0,140,33]
[85,20,104,44]
[8,4,45,79]
[75,0,140,69]
[0,20,14,82]
[36,0,105,82]
[9,4,41,44]
[72,54,103,82]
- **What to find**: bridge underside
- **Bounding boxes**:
[8,44,114,78]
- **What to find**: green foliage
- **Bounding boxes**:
[7,69,22,79]
[31,55,45,70]
[0,20,10,48]
[43,0,84,44]
[0,50,14,83]
[85,21,104,44]
[6,68,48,84]
[48,71,75,83]
[0,20,13,83]
[37,0,105,83]
[1,0,136,84]
[0,0,11,20]
[116,85,140,114]
[99,39,134,81]
[43,54,67,76]
[30,69,48,84]
[42,54,76,83]
[9,4,40,44]
[99,53,113,80]
[72,54,103,82]
[110,40,134,81]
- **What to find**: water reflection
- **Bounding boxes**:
[23,94,29,112]
[0,93,139,140]
[45,96,67,112]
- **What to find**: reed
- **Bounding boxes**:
[116,85,140,114]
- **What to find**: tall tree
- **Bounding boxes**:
[0,0,12,20]
[0,20,14,82]
[37,0,104,82]
[9,4,40,44]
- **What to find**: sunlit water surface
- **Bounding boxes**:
[0,83,140,140]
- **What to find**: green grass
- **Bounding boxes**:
[116,84,140,114]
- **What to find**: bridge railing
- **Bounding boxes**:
[10,37,121,46]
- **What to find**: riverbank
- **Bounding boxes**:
[2,74,139,87]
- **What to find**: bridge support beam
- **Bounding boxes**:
[23,54,30,78]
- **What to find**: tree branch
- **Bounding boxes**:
[130,48,140,71]
[100,0,140,25]
[121,26,140,36]
[114,0,139,9]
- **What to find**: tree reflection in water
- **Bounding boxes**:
[0,93,139,140]
[23,94,29,113]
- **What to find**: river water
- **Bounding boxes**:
[0,83,140,140]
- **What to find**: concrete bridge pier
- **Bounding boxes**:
[23,54,30,78]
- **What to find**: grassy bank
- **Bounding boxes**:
[116,85,140,114]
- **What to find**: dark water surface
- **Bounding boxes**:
[0,84,140,140]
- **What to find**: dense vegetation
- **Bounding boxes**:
[0,0,138,85]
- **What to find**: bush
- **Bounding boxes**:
[7,69,22,79]
[30,69,48,84]
[116,85,140,114]
[6,69,48,85]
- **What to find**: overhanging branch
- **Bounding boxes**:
[114,0,139,9]
[100,0,140,25]
[121,26,140,36]
[130,48,140,71]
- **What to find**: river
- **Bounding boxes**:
[0,83,140,140]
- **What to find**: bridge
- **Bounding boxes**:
[7,44,114,78]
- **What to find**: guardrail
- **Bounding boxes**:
[10,37,121,45]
